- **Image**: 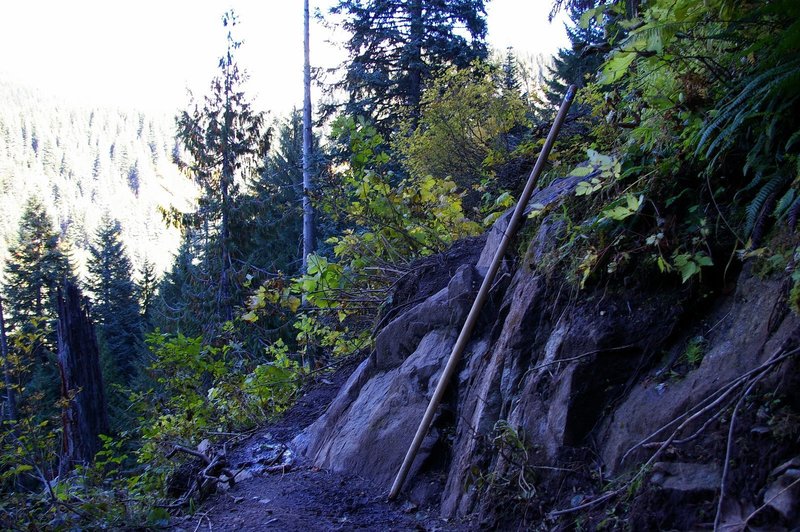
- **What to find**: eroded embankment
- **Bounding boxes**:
[292,176,800,529]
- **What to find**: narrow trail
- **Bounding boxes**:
[169,358,473,531]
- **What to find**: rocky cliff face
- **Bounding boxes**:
[292,177,800,528]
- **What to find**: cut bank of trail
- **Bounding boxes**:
[171,358,475,532]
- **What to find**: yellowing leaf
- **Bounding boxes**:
[286,296,301,313]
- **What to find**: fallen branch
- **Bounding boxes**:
[166,441,238,506]
[193,511,212,532]
[714,367,770,531]
[741,476,800,528]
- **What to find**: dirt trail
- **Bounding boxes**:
[170,358,473,531]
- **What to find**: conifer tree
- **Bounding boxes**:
[2,196,74,413]
[86,215,142,380]
[241,110,324,275]
[174,10,268,327]
[137,257,157,327]
[328,0,489,133]
[3,196,73,330]
[502,47,522,95]
[544,3,605,108]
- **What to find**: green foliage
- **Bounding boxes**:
[171,10,270,328]
[672,252,714,283]
[138,331,302,453]
[467,420,537,502]
[591,0,800,241]
[240,110,323,277]
[681,335,707,367]
[324,116,481,263]
[395,61,530,196]
[521,0,800,291]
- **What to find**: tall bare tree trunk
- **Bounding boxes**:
[57,282,109,477]
[0,296,17,422]
[408,0,424,128]
[219,48,234,323]
[302,0,315,270]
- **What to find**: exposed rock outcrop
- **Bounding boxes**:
[293,176,800,528]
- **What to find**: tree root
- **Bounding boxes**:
[548,342,800,522]
[166,441,240,507]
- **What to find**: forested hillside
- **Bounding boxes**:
[0,80,194,274]
[1,0,799,529]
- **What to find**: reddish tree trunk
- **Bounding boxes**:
[57,282,109,476]
[0,296,17,422]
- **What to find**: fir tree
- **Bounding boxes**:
[3,196,73,330]
[174,10,269,327]
[241,110,325,275]
[86,215,142,380]
[2,196,74,412]
[502,47,522,95]
[544,3,605,108]
[137,257,158,327]
[327,0,489,133]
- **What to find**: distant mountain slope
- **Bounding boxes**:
[0,80,196,277]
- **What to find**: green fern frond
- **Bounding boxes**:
[697,59,800,161]
[786,130,800,152]
[744,173,789,233]
[774,187,797,220]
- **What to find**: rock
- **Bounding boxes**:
[402,501,419,513]
[599,265,799,474]
[294,328,457,486]
[197,439,212,454]
[293,263,489,491]
[764,457,800,522]
[290,173,800,529]
[650,462,721,493]
[477,175,582,272]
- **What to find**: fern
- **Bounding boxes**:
[744,172,790,235]
[697,59,800,163]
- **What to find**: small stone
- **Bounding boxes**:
[402,501,418,513]
[650,462,720,493]
[259,498,271,505]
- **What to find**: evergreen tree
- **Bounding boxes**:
[174,10,269,327]
[154,233,203,336]
[328,0,489,133]
[3,196,73,330]
[544,3,605,108]
[2,196,74,413]
[86,215,143,380]
[501,47,522,95]
[241,110,324,275]
[137,257,157,327]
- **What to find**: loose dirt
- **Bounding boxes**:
[169,357,474,531]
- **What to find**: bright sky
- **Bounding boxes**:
[0,1,567,116]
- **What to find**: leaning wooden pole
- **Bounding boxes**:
[388,85,577,500]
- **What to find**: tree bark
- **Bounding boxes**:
[302,0,316,270]
[57,282,109,476]
[0,296,17,422]
[407,0,424,128]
